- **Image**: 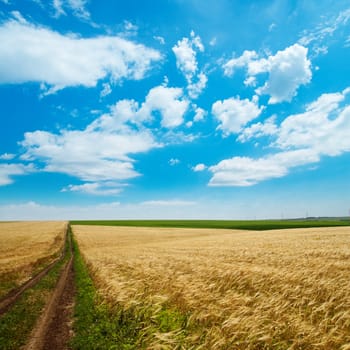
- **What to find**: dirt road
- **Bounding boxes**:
[0,225,76,350]
[24,228,76,350]
[24,254,75,349]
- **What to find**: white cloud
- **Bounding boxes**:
[0,163,34,185]
[193,106,207,122]
[188,72,208,99]
[124,20,137,32]
[209,149,320,187]
[122,20,139,37]
[90,85,189,131]
[244,76,257,87]
[88,99,141,131]
[345,37,350,47]
[299,8,350,54]
[223,50,258,77]
[238,115,278,142]
[62,182,123,195]
[210,87,350,187]
[139,85,189,128]
[276,90,350,156]
[53,0,65,17]
[100,83,112,98]
[0,153,15,160]
[20,127,157,182]
[209,156,286,187]
[53,0,90,20]
[161,130,198,146]
[223,44,312,104]
[154,36,165,45]
[192,163,206,172]
[212,95,263,135]
[13,84,189,191]
[172,36,199,79]
[190,80,208,102]
[0,17,161,93]
[169,158,180,166]
[269,23,276,32]
[254,44,312,104]
[172,31,207,99]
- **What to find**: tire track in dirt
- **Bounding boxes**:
[0,224,69,316]
[24,226,76,350]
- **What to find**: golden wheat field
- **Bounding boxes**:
[0,221,67,298]
[73,225,350,349]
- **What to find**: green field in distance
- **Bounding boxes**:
[70,218,350,231]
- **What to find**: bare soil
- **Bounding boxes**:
[24,254,75,350]
[42,256,75,350]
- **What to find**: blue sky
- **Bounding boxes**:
[1,0,350,220]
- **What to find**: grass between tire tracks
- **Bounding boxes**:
[0,230,71,350]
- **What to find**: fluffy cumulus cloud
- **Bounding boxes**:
[11,83,190,193]
[95,86,189,129]
[210,87,350,186]
[276,89,350,155]
[254,44,312,104]
[20,128,157,183]
[212,95,263,135]
[238,115,278,142]
[0,163,34,185]
[172,31,207,99]
[0,16,161,93]
[138,86,190,128]
[18,96,160,193]
[209,149,320,187]
[223,50,258,76]
[224,44,312,104]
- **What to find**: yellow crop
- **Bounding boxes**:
[73,225,350,349]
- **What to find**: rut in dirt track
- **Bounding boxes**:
[24,227,76,350]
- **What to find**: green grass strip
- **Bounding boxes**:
[70,218,350,231]
[71,236,138,349]
[0,241,70,350]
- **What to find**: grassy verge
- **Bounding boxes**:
[0,232,71,350]
[71,236,192,349]
[70,218,350,230]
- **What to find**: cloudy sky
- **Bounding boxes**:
[1,0,350,220]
